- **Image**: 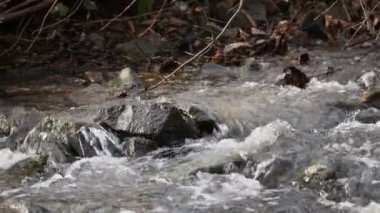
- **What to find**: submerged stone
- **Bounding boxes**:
[277,66,309,89]
[188,106,219,135]
[300,164,346,202]
[254,157,293,188]
[355,108,380,123]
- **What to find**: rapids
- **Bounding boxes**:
[1,48,380,213]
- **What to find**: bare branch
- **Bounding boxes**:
[26,0,57,51]
[141,0,245,93]
[100,0,137,31]
[0,0,53,23]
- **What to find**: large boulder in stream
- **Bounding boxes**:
[19,117,122,163]
[95,102,201,148]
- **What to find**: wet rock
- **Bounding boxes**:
[188,106,219,135]
[345,180,380,206]
[2,108,45,150]
[5,155,48,177]
[20,117,121,163]
[122,137,158,158]
[0,202,51,213]
[299,53,310,65]
[20,117,90,163]
[0,155,50,189]
[152,145,198,159]
[189,158,250,176]
[254,157,293,188]
[355,108,380,123]
[302,164,335,185]
[357,71,376,90]
[300,164,346,202]
[96,102,200,147]
[109,67,141,93]
[76,126,122,157]
[0,113,11,137]
[277,66,310,89]
[82,71,105,85]
[361,90,380,109]
[118,67,141,90]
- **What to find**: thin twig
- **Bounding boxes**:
[341,0,351,21]
[81,7,173,25]
[0,0,53,23]
[139,0,168,37]
[370,0,380,13]
[342,0,380,50]
[360,0,368,19]
[0,14,33,56]
[140,0,244,93]
[32,0,83,34]
[100,0,137,31]
[2,0,39,14]
[313,0,338,21]
[26,0,57,51]
[343,19,366,49]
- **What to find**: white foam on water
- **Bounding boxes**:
[325,200,380,213]
[307,78,360,92]
[205,120,294,153]
[358,201,380,213]
[31,173,63,188]
[0,148,30,170]
[0,188,22,197]
[208,119,294,157]
[78,126,121,156]
[242,82,259,88]
[332,120,380,133]
[182,173,262,206]
[64,156,134,179]
[119,210,136,213]
[152,206,168,213]
[172,120,295,177]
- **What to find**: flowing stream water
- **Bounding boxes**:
[1,48,380,212]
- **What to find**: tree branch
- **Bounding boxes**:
[0,0,53,23]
